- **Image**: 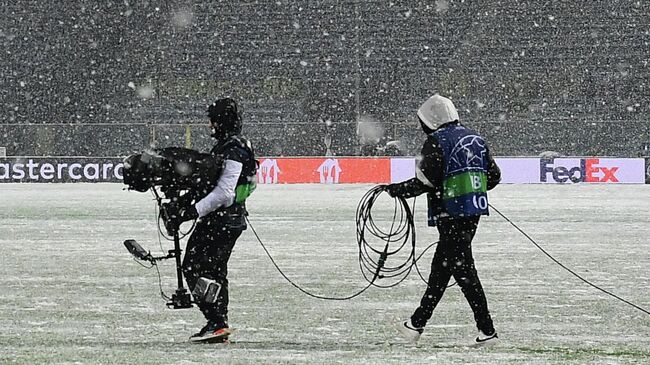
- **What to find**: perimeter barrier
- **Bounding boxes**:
[0,157,646,184]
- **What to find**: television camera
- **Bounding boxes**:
[122,147,222,309]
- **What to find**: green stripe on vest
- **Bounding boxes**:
[442,171,487,200]
[235,182,256,203]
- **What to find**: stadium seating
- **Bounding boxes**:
[1,1,648,157]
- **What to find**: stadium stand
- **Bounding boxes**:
[1,1,648,157]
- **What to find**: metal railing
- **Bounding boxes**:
[0,120,649,158]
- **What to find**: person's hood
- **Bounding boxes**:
[417,94,459,131]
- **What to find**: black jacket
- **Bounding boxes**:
[202,135,257,229]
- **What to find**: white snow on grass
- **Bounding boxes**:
[1,183,649,364]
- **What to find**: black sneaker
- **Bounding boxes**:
[189,321,232,343]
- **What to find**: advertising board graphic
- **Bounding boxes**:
[257,158,281,184]
[539,158,641,183]
[0,156,645,184]
[388,157,646,184]
[0,157,124,182]
[256,158,390,184]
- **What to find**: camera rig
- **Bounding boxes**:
[122,147,222,309]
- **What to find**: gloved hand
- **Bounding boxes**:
[162,202,199,233]
[384,183,402,198]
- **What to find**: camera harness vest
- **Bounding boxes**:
[205,135,257,223]
[430,124,491,218]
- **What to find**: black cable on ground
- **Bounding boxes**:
[246,216,374,300]
[246,185,442,300]
[489,203,650,316]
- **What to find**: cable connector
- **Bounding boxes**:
[373,243,390,281]
[377,250,388,270]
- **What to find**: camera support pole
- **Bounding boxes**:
[166,224,193,309]
[151,186,194,310]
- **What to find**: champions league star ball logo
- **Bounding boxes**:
[448,135,487,173]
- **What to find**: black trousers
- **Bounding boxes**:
[411,216,495,334]
[182,220,243,328]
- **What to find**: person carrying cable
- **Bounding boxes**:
[384,94,501,345]
[163,98,257,343]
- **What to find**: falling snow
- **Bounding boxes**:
[1,1,650,363]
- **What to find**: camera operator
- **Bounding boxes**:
[164,98,257,343]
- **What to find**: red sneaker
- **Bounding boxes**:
[189,321,233,343]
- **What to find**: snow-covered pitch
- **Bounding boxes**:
[1,183,649,364]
